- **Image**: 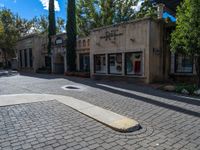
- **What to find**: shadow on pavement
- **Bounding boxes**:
[20,73,200,118]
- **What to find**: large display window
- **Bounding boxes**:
[94,54,106,74]
[108,53,122,74]
[125,52,142,75]
[175,54,193,73]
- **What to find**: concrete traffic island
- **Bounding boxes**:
[0,94,140,133]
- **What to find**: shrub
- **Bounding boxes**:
[175,83,198,94]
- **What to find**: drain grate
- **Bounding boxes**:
[65,86,80,89]
[61,85,86,91]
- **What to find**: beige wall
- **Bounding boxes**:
[16,34,46,72]
[148,20,164,82]
[90,18,164,83]
[51,34,90,73]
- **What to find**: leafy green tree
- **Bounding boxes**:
[31,15,65,34]
[114,0,138,23]
[76,0,141,36]
[136,0,157,19]
[48,0,56,55]
[15,15,35,36]
[66,0,77,71]
[56,17,65,33]
[0,9,19,67]
[76,0,100,36]
[171,0,200,87]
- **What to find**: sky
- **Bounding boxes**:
[0,0,176,22]
[0,0,66,20]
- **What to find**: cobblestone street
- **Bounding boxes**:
[0,73,200,150]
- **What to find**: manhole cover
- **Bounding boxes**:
[61,85,86,91]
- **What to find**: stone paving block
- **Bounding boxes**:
[0,75,200,149]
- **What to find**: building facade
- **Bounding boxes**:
[16,17,197,84]
[16,34,48,72]
[90,18,165,83]
[51,33,90,74]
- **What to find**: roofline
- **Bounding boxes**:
[91,17,158,32]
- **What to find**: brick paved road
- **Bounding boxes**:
[0,73,200,150]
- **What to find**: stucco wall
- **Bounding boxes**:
[148,20,164,82]
[16,34,46,72]
[90,18,162,83]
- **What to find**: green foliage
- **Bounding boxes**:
[171,0,200,56]
[171,0,200,87]
[76,0,156,36]
[66,0,77,71]
[56,17,65,33]
[114,0,138,23]
[0,8,19,67]
[15,15,35,36]
[175,83,198,94]
[136,0,157,19]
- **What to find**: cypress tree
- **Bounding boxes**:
[66,0,77,71]
[48,0,56,55]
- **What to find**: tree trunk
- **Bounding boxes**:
[195,56,200,88]
[66,0,77,72]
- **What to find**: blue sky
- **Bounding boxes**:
[0,0,66,20]
[0,0,176,22]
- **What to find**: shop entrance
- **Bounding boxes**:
[80,53,90,72]
[54,53,64,74]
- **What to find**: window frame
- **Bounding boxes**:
[125,52,143,76]
[174,54,193,74]
[94,54,106,74]
[108,53,122,75]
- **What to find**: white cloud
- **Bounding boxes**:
[39,0,60,11]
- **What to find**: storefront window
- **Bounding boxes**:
[108,53,122,74]
[175,54,193,73]
[125,52,142,75]
[80,53,90,72]
[94,55,106,74]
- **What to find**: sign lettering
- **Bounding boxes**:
[100,29,123,41]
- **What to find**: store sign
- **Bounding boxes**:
[100,29,123,41]
[55,37,63,45]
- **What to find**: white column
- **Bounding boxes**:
[157,3,165,19]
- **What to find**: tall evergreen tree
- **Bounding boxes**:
[48,0,56,55]
[66,0,77,71]
[171,0,200,87]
